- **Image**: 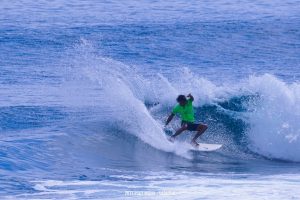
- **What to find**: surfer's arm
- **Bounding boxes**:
[187,93,194,101]
[165,113,175,126]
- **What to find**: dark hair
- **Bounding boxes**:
[176,95,187,102]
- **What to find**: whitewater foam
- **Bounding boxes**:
[246,74,300,161]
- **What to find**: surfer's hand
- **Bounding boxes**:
[187,93,194,101]
[164,125,170,131]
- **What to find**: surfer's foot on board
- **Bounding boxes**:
[191,140,199,148]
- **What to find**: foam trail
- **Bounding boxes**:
[69,41,192,158]
[99,65,192,158]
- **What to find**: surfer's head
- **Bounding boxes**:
[176,95,187,106]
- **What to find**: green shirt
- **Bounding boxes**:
[172,99,195,122]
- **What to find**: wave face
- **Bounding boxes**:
[58,41,300,163]
[1,41,299,180]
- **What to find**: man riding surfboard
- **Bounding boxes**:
[165,94,208,147]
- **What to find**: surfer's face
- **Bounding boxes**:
[178,100,187,106]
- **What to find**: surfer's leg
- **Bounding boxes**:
[171,124,188,139]
[191,124,208,145]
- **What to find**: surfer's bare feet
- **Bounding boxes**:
[168,135,175,143]
[191,140,199,148]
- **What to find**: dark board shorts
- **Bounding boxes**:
[181,121,201,131]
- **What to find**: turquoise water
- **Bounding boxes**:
[1,1,300,199]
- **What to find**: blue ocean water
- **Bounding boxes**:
[1,0,300,199]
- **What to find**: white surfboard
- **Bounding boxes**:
[166,136,222,152]
[191,143,222,152]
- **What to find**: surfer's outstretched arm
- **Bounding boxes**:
[165,113,175,126]
[187,93,194,101]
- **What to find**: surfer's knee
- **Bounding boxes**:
[198,124,208,131]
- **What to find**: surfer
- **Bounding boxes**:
[165,94,208,147]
